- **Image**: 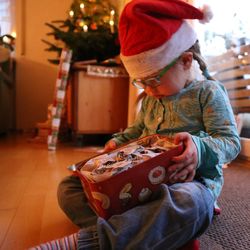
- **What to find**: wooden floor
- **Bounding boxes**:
[0,133,102,250]
[0,133,249,250]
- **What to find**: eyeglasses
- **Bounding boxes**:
[132,58,179,89]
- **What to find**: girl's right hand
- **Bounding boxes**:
[168,132,198,183]
[104,139,117,152]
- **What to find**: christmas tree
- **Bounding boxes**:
[43,0,120,64]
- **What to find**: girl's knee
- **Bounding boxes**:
[57,175,82,208]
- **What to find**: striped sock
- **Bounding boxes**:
[28,232,78,250]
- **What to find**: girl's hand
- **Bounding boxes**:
[104,139,117,152]
[168,132,198,183]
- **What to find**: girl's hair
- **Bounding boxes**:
[187,40,215,81]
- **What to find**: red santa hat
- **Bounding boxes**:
[119,0,212,79]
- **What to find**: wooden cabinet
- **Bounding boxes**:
[72,70,129,134]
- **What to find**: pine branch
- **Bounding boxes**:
[45,22,62,33]
[51,20,65,23]
[41,39,60,48]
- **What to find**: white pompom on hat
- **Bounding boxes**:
[119,0,212,79]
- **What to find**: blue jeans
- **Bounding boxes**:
[58,176,214,249]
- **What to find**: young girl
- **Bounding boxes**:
[56,0,240,249]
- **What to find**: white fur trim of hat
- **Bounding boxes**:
[120,21,197,79]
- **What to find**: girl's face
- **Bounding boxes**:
[143,52,193,98]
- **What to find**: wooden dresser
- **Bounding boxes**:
[72,69,129,136]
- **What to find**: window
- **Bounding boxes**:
[195,0,250,56]
[0,0,11,35]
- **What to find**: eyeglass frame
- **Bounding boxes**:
[132,57,179,89]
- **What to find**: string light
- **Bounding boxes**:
[69,10,74,18]
[79,20,84,28]
[68,3,117,34]
[83,25,88,32]
[11,31,16,38]
[80,3,85,13]
[109,20,114,33]
[110,10,115,33]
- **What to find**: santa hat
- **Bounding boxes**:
[119,0,212,79]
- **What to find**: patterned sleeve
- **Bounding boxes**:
[112,97,146,146]
[192,81,241,178]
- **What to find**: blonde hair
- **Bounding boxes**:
[187,40,215,81]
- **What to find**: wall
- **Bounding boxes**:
[14,0,123,130]
[15,0,71,130]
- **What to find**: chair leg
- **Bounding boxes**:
[214,207,222,216]
[178,239,200,250]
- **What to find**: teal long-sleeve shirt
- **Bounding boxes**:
[113,80,241,199]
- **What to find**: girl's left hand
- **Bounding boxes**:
[168,132,198,183]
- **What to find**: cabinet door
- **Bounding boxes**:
[73,71,129,134]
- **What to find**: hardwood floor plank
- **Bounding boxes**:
[0,209,16,247]
[39,191,78,245]
[0,176,30,209]
[0,134,98,250]
[1,194,46,250]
